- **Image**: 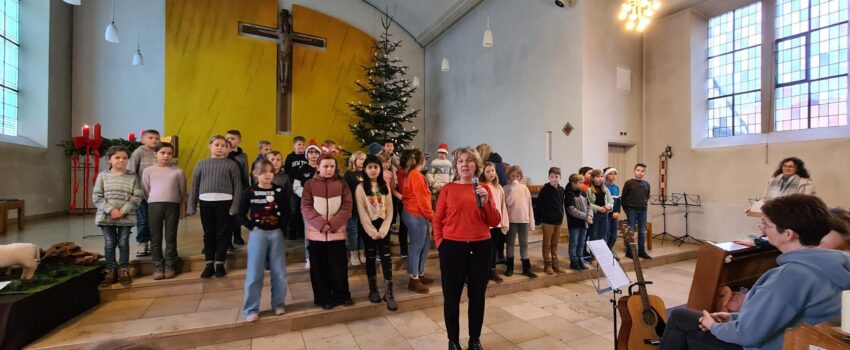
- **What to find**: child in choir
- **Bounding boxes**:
[426,143,454,198]
[603,168,621,256]
[401,149,434,293]
[241,160,289,322]
[292,140,322,268]
[566,173,593,270]
[301,154,353,310]
[251,140,272,183]
[585,169,613,255]
[187,135,243,278]
[267,151,288,188]
[382,140,400,170]
[621,163,651,259]
[344,151,366,266]
[226,130,250,247]
[579,166,593,192]
[141,142,186,280]
[285,136,308,240]
[480,162,510,282]
[504,165,537,278]
[94,146,144,286]
[381,154,408,259]
[355,154,397,311]
[537,167,565,274]
[128,129,160,257]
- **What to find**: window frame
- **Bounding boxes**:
[0,0,20,138]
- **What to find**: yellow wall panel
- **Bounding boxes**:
[165,1,371,176]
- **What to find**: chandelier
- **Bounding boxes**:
[617,0,662,32]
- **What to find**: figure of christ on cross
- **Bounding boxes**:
[238,9,326,134]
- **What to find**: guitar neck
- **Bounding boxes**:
[631,241,652,312]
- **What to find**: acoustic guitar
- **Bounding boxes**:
[617,221,667,349]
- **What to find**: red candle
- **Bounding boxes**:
[94,123,101,140]
[82,125,90,139]
[128,132,136,143]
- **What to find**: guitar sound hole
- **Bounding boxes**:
[642,310,657,326]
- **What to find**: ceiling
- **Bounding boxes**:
[361,0,748,48]
[361,0,482,47]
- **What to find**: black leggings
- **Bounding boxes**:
[199,200,231,263]
[439,239,492,344]
[360,219,393,280]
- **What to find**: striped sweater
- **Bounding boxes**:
[188,157,243,215]
[92,170,144,226]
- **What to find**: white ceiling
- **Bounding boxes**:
[362,0,482,47]
[360,0,750,47]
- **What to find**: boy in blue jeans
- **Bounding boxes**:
[129,129,160,257]
[621,163,651,259]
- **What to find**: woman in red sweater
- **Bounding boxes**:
[433,147,501,350]
[401,149,434,294]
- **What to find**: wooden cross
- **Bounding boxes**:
[238,9,326,133]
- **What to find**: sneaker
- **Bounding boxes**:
[136,242,149,257]
[200,263,215,279]
[152,269,165,280]
[117,267,132,285]
[164,267,177,279]
[274,307,286,316]
[638,252,653,259]
[99,268,116,287]
[408,278,429,294]
[245,313,259,323]
[349,252,361,266]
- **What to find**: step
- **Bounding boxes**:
[26,241,699,350]
[102,251,440,302]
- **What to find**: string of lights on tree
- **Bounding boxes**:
[348,14,420,150]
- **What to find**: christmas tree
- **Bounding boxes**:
[348,15,419,150]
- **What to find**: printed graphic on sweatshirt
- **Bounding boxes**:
[249,187,284,226]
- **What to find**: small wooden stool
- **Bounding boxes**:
[0,199,25,234]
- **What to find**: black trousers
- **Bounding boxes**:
[148,202,180,269]
[660,308,743,350]
[289,193,304,238]
[361,219,393,280]
[439,239,492,343]
[199,200,231,263]
[393,197,409,256]
[229,214,243,242]
[308,240,351,305]
[489,228,502,268]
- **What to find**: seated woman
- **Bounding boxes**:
[660,194,850,350]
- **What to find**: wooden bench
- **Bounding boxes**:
[0,199,25,234]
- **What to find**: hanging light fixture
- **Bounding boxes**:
[618,0,661,32]
[132,45,144,66]
[441,57,450,72]
[105,0,120,43]
[482,17,493,48]
[63,0,82,5]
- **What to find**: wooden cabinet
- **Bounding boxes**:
[783,322,850,350]
[687,243,780,312]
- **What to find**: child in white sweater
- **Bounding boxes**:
[503,165,538,278]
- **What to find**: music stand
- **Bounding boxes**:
[584,240,632,350]
[649,194,678,244]
[671,193,704,246]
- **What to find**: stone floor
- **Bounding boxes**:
[188,259,696,350]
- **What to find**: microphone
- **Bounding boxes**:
[472,177,483,208]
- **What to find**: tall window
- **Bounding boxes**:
[775,0,848,131]
[707,2,763,138]
[0,0,19,137]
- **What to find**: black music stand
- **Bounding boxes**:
[649,194,678,244]
[671,193,704,246]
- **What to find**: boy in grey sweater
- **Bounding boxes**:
[129,129,160,257]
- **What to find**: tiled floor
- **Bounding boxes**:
[187,260,697,350]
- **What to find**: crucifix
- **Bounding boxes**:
[238,9,326,134]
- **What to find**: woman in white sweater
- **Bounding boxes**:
[503,165,538,278]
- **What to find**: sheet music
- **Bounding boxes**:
[711,241,752,252]
[587,240,631,290]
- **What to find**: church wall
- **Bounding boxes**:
[644,10,850,243]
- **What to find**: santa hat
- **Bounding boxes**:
[437,143,449,154]
[603,168,618,178]
[305,139,321,154]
